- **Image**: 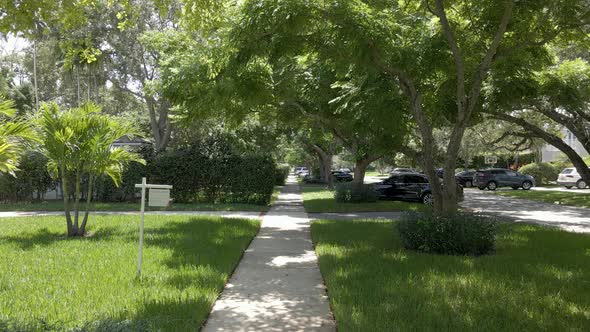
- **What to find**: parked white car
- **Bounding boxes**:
[295,167,309,176]
[557,167,588,189]
[390,167,418,175]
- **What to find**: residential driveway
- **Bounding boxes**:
[531,186,590,194]
[0,211,262,219]
[461,189,590,233]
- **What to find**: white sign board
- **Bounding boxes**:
[485,155,498,164]
[149,188,170,207]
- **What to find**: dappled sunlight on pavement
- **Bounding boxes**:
[202,175,335,331]
[461,189,590,233]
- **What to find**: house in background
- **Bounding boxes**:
[540,128,589,162]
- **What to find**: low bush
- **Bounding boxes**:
[334,183,379,203]
[397,212,497,256]
[518,162,559,185]
[274,165,290,186]
[150,136,276,205]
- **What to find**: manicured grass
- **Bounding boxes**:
[301,184,427,213]
[365,171,388,177]
[495,189,590,208]
[312,219,590,331]
[0,215,260,331]
[0,187,283,213]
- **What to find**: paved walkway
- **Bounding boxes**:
[0,211,261,219]
[202,176,335,331]
[461,189,590,233]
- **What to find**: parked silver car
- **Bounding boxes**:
[557,168,588,189]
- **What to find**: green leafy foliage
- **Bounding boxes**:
[518,162,559,185]
[150,135,277,205]
[274,165,289,186]
[398,212,497,256]
[334,183,379,203]
[0,151,54,202]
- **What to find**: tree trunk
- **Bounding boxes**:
[60,168,75,236]
[79,175,94,236]
[73,171,81,233]
[33,40,39,112]
[492,112,590,184]
[352,158,371,186]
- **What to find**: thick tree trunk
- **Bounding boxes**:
[352,158,371,186]
[310,144,334,189]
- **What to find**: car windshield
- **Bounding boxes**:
[560,168,574,174]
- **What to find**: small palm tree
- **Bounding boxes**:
[40,102,145,236]
[0,97,37,175]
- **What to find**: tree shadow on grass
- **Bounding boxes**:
[312,219,590,331]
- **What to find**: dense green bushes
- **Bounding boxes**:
[0,152,54,202]
[150,137,277,205]
[518,162,559,185]
[274,165,290,185]
[334,183,378,203]
[398,212,497,256]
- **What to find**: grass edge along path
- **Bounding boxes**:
[301,184,427,213]
[0,187,284,213]
[495,189,590,209]
[311,218,590,331]
[0,215,260,331]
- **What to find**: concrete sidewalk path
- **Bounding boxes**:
[202,176,335,331]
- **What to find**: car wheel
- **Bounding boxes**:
[577,180,587,189]
[422,192,434,205]
[465,180,472,188]
[487,181,497,191]
[565,186,573,189]
[522,181,532,190]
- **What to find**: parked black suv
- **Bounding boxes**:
[331,170,353,182]
[455,170,476,187]
[473,168,535,190]
[375,173,463,205]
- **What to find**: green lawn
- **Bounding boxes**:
[495,189,590,208]
[312,219,590,331]
[0,187,283,213]
[301,184,427,213]
[365,171,388,177]
[0,215,260,331]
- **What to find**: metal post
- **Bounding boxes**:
[137,177,146,277]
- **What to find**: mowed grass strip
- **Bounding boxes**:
[301,184,427,213]
[0,201,269,212]
[311,219,590,331]
[0,215,260,331]
[495,189,590,208]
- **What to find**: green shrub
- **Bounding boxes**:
[149,136,276,205]
[518,162,559,185]
[334,183,379,203]
[0,152,54,202]
[274,165,290,186]
[397,212,497,256]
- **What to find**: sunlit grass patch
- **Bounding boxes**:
[301,185,426,213]
[312,219,590,331]
[0,215,259,331]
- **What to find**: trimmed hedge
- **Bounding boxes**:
[149,139,276,205]
[334,183,379,203]
[275,165,290,185]
[518,162,559,185]
[398,212,497,256]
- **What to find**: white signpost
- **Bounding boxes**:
[135,177,172,277]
